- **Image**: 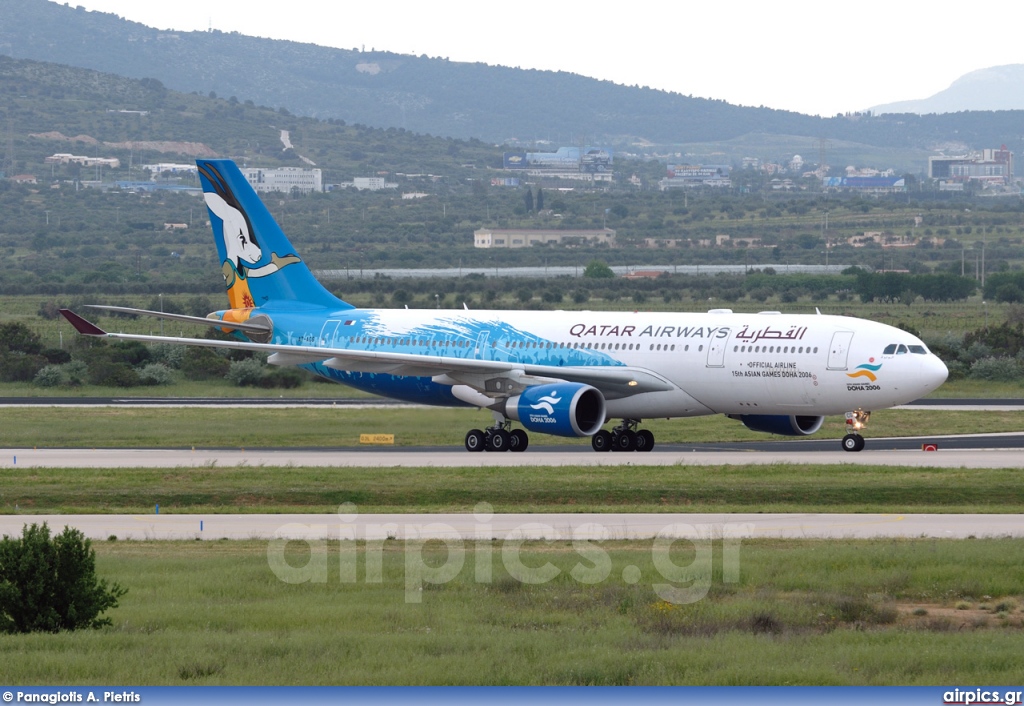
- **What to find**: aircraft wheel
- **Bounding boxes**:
[465,429,486,452]
[842,433,864,452]
[487,429,511,452]
[509,429,529,452]
[634,429,655,452]
[591,430,612,452]
[612,430,636,452]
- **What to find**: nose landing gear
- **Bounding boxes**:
[842,410,871,452]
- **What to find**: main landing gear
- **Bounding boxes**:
[592,419,655,453]
[841,409,871,452]
[465,418,529,453]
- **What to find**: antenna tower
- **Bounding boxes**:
[816,136,832,173]
[1,114,13,178]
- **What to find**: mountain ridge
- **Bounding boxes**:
[871,64,1024,115]
[2,0,1024,165]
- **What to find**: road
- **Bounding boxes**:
[0,511,1020,541]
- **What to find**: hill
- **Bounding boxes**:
[2,55,1024,303]
[871,64,1024,115]
[3,0,1024,167]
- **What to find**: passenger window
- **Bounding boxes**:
[883,344,898,355]
[896,344,908,354]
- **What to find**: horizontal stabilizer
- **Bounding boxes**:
[83,305,272,334]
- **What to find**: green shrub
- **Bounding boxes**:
[226,357,265,387]
[88,361,140,387]
[137,363,175,386]
[0,352,48,382]
[149,344,186,369]
[61,360,88,386]
[259,366,306,389]
[969,357,1021,382]
[33,365,67,388]
[0,523,127,633]
[181,347,230,381]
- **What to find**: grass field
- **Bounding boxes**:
[0,406,1021,450]
[0,538,1021,685]
[2,462,1023,515]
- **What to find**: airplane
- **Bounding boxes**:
[59,159,948,453]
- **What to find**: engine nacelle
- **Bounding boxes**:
[505,383,606,438]
[733,414,825,437]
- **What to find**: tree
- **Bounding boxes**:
[535,188,544,211]
[583,260,615,279]
[523,188,534,213]
[0,523,127,633]
[0,323,43,355]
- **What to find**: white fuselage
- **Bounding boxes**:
[277,307,948,419]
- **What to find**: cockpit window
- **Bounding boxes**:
[896,344,908,354]
[908,345,927,354]
[883,344,898,355]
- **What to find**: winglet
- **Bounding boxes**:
[59,309,108,336]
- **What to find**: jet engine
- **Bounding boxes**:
[732,414,825,436]
[503,383,607,437]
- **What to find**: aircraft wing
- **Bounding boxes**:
[59,309,674,399]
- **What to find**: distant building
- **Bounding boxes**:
[240,167,322,194]
[659,165,731,190]
[473,228,615,249]
[503,146,614,182]
[45,153,120,169]
[350,177,398,191]
[928,147,1014,185]
[822,176,906,193]
[111,181,201,194]
[143,163,198,175]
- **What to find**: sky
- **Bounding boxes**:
[66,0,1023,117]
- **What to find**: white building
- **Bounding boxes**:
[45,154,120,168]
[143,163,198,175]
[240,167,323,194]
[474,228,615,249]
[352,177,398,191]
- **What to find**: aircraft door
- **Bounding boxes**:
[474,331,490,359]
[706,333,728,367]
[318,320,342,348]
[827,331,854,370]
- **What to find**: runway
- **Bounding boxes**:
[1,511,1021,541]
[2,433,1024,469]
[2,398,1020,543]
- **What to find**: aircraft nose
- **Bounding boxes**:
[922,354,948,392]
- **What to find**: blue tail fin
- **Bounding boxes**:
[196,159,350,311]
